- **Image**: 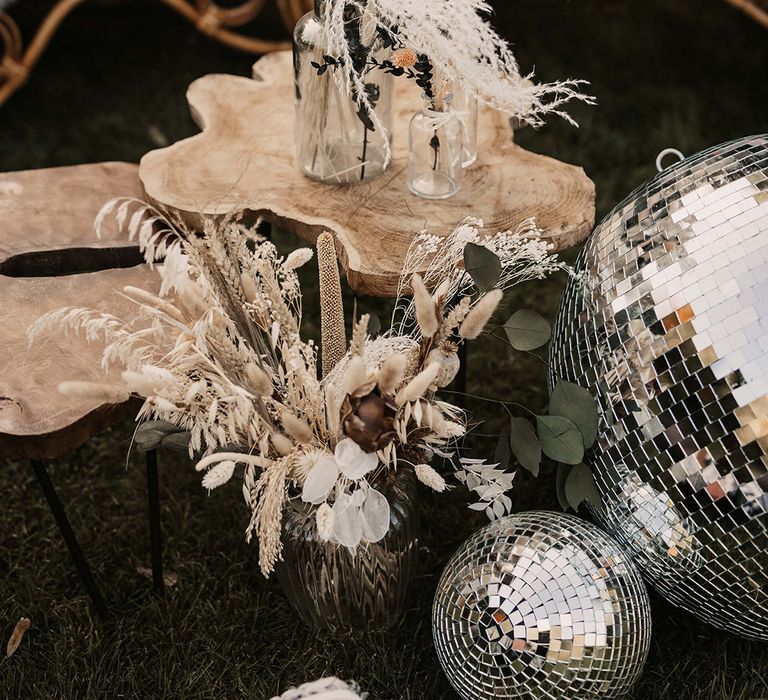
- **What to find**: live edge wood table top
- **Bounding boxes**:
[139,51,596,298]
[0,162,159,460]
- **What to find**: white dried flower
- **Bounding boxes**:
[345,355,368,395]
[396,362,441,405]
[58,381,129,404]
[283,248,314,271]
[415,463,446,492]
[459,289,503,340]
[271,432,295,457]
[280,410,314,444]
[246,363,273,396]
[202,460,236,490]
[376,353,408,395]
[316,503,335,541]
[241,272,259,303]
[411,273,438,338]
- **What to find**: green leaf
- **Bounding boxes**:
[463,243,501,292]
[135,420,186,453]
[564,463,602,511]
[503,309,552,351]
[535,415,584,465]
[556,463,572,511]
[161,431,192,453]
[550,380,599,448]
[508,417,541,476]
[494,433,511,469]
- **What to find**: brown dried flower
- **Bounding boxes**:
[340,382,397,453]
[391,47,418,69]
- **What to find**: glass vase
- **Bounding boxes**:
[408,93,463,200]
[276,469,418,632]
[293,1,394,185]
[452,81,478,167]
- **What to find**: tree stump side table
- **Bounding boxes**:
[0,162,166,612]
[139,51,597,297]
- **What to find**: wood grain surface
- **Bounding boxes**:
[140,51,596,297]
[0,162,157,459]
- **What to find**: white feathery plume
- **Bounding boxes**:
[459,289,503,339]
[271,432,295,457]
[415,463,446,492]
[280,410,314,444]
[411,273,438,338]
[322,0,593,134]
[345,355,368,395]
[202,460,236,490]
[283,248,314,271]
[58,381,129,404]
[396,362,441,405]
[377,353,407,395]
[246,363,273,396]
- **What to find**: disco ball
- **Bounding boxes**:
[432,511,651,700]
[550,134,768,640]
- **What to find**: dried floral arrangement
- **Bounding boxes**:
[29,202,597,577]
[312,0,594,146]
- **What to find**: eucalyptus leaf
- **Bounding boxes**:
[135,420,186,453]
[463,243,501,292]
[503,309,552,351]
[550,380,599,448]
[535,415,584,465]
[494,434,511,469]
[564,463,602,511]
[161,431,192,453]
[556,464,571,511]
[508,417,541,476]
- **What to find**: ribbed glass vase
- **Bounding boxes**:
[276,470,418,632]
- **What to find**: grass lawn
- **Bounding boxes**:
[1,0,767,697]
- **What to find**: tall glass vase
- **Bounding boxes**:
[293,1,394,185]
[276,470,418,632]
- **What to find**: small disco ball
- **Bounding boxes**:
[432,511,651,700]
[550,134,768,640]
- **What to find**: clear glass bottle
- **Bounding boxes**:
[293,0,394,185]
[408,93,463,200]
[452,81,479,167]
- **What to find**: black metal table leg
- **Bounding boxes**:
[145,449,164,595]
[31,459,107,617]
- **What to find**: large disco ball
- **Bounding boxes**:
[550,134,768,640]
[432,511,651,700]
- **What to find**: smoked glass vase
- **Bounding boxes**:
[275,470,418,632]
[293,2,394,185]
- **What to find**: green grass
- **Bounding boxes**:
[1,0,768,697]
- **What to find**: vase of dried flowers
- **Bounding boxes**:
[35,198,570,635]
[293,0,394,184]
[276,468,418,631]
[408,92,463,200]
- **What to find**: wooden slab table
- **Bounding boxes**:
[139,51,596,297]
[0,162,166,610]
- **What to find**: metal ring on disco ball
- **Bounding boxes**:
[655,147,685,173]
[432,511,651,700]
[550,134,768,640]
